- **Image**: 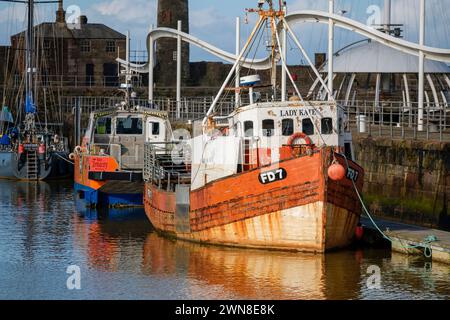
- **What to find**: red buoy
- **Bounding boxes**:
[38,144,46,154]
[18,144,24,154]
[355,224,364,241]
[328,162,346,181]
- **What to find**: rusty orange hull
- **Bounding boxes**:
[144,148,364,252]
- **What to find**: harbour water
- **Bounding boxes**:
[0,180,448,300]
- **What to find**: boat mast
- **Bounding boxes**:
[25,0,35,116]
[202,0,282,127]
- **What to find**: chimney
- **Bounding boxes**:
[80,15,88,25]
[56,0,66,24]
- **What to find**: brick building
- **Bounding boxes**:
[9,1,126,89]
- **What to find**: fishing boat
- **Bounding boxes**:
[0,0,70,180]
[73,32,172,208]
[73,104,171,208]
[142,0,364,252]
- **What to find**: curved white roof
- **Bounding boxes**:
[322,41,450,74]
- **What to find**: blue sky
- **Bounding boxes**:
[0,0,449,63]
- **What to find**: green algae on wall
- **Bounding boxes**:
[353,136,449,230]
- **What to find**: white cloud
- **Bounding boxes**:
[190,7,226,29]
[0,4,27,45]
[92,0,157,24]
[289,0,327,12]
[0,4,26,24]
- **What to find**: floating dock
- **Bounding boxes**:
[361,217,450,264]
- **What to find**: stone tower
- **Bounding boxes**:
[156,0,190,87]
[56,0,66,24]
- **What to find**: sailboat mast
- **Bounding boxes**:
[25,0,34,112]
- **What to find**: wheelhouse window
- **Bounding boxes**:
[95,117,111,135]
[302,118,314,135]
[244,121,253,137]
[262,119,275,137]
[321,118,333,135]
[116,117,143,135]
[282,119,294,136]
[151,122,160,135]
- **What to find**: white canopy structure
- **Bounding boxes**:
[309,40,450,110]
[324,41,450,74]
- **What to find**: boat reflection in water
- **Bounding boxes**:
[1,179,447,300]
[141,234,450,300]
[142,232,366,300]
[71,203,449,300]
[73,205,151,272]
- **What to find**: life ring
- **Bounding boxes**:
[69,153,76,161]
[287,132,313,156]
[74,146,82,154]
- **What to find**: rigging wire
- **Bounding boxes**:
[217,17,266,113]
[273,18,328,146]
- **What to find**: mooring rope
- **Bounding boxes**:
[54,152,74,165]
[337,152,438,258]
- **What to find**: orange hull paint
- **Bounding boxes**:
[144,148,364,252]
[74,154,119,191]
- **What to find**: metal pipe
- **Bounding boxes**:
[281,4,288,102]
[176,20,182,119]
[148,25,154,102]
[375,73,381,109]
[384,0,391,32]
[26,0,35,111]
[418,0,425,131]
[402,74,411,112]
[281,25,287,101]
[235,17,241,107]
[328,0,334,101]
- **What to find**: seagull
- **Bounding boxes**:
[338,10,348,15]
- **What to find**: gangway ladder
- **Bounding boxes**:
[26,151,38,180]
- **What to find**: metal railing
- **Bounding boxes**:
[11,74,145,89]
[62,96,450,142]
[144,142,191,192]
[61,94,274,121]
[340,100,450,141]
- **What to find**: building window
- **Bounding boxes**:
[244,121,253,137]
[302,118,314,135]
[172,51,177,61]
[116,117,143,135]
[321,118,333,135]
[282,119,294,136]
[103,63,118,87]
[43,39,51,49]
[80,40,91,53]
[106,41,116,53]
[85,64,95,86]
[262,119,275,137]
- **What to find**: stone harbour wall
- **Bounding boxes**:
[353,136,449,230]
